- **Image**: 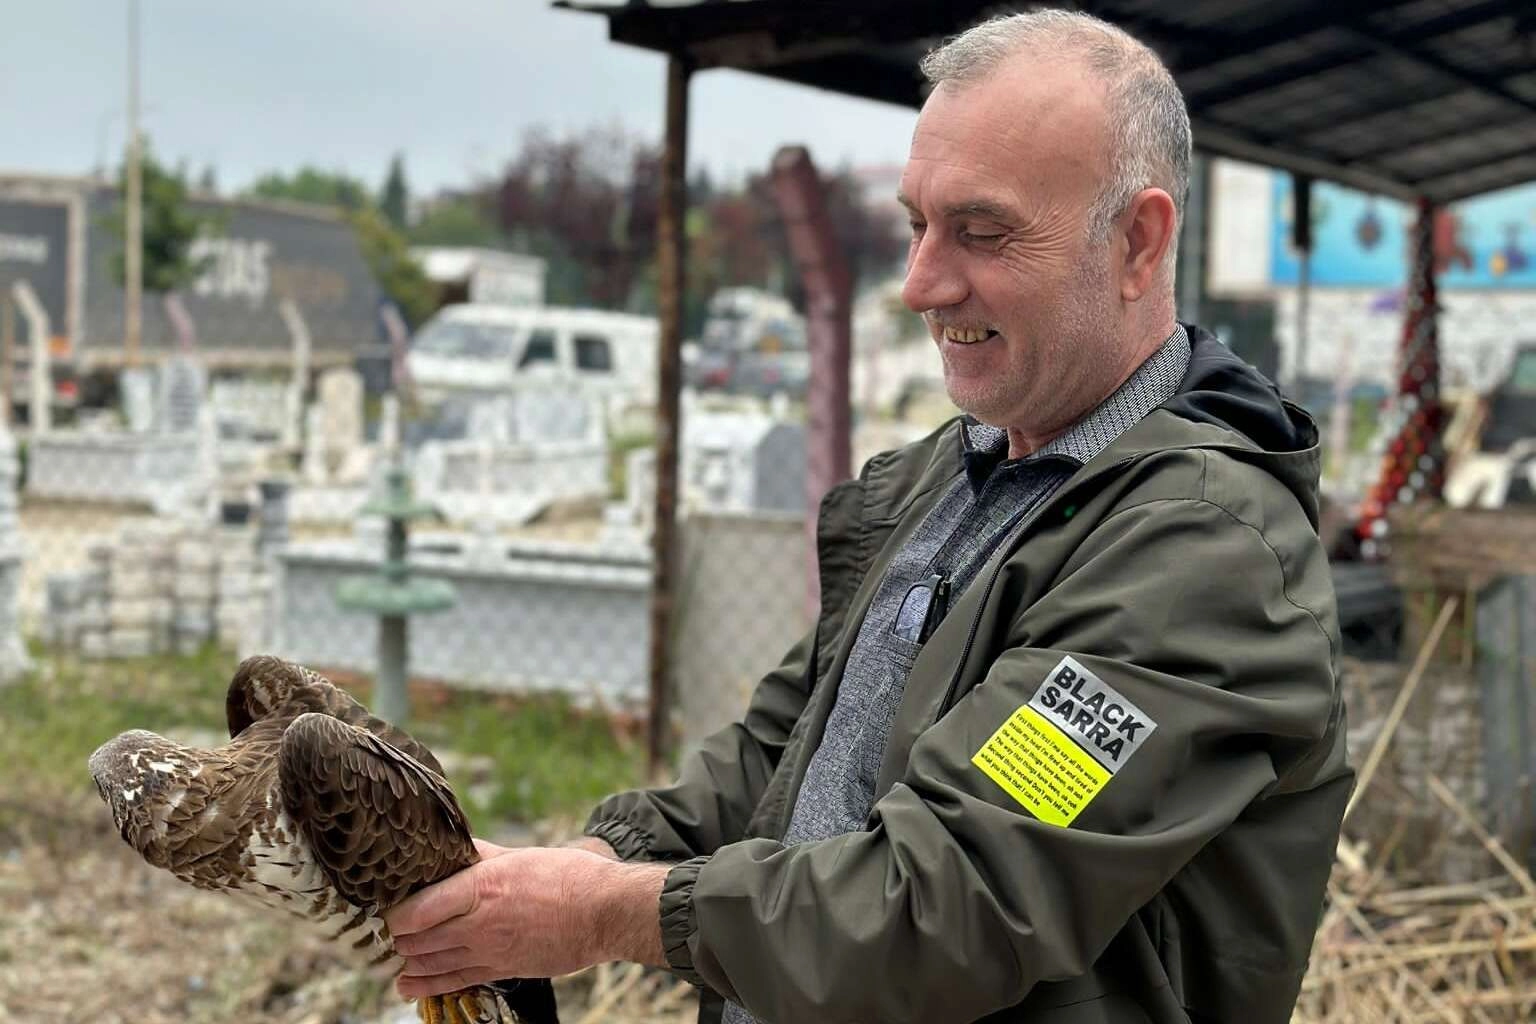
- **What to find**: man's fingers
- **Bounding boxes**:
[385,870,480,937]
[397,966,496,1000]
[399,947,484,978]
[392,916,483,957]
[473,838,513,860]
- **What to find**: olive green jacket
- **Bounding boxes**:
[586,327,1352,1023]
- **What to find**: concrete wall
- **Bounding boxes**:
[275,509,812,748]
[27,433,201,508]
[276,538,651,705]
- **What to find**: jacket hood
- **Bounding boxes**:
[859,323,1325,533]
[1160,322,1322,525]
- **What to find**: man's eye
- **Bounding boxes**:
[961,230,1002,243]
[908,220,926,236]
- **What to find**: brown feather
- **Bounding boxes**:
[91,656,562,1024]
[278,712,475,911]
[226,655,447,775]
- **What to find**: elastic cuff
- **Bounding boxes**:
[660,855,711,986]
[583,817,655,861]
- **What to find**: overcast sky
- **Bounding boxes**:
[2,0,921,195]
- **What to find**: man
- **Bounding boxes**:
[386,10,1351,1023]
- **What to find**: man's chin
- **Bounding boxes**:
[943,383,1009,425]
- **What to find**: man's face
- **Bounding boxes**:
[899,62,1122,436]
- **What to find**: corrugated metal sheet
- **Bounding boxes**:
[79,187,384,359]
[0,175,385,364]
[556,0,1536,203]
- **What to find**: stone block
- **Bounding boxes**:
[108,629,155,659]
[108,572,158,603]
[80,631,111,660]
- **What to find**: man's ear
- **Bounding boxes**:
[1118,188,1178,302]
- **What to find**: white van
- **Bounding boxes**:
[407,304,658,408]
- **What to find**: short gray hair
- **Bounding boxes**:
[920,9,1191,243]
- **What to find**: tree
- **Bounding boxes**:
[104,143,219,295]
[351,206,438,328]
[491,126,662,309]
[380,154,410,230]
[408,194,507,248]
[197,165,218,196]
[246,167,371,211]
[245,165,437,327]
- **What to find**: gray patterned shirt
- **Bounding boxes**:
[722,326,1191,1024]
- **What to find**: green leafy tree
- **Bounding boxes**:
[245,166,437,325]
[104,143,219,294]
[246,167,371,210]
[380,154,410,230]
[408,194,507,248]
[351,206,438,327]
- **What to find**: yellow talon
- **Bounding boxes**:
[456,990,488,1023]
[419,994,445,1024]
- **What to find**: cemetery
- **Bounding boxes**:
[4,304,825,732]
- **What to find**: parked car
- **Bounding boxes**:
[407,304,658,409]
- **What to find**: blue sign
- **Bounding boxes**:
[1270,175,1536,288]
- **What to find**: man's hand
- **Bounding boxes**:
[384,839,669,999]
[563,835,621,860]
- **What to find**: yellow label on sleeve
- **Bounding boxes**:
[971,704,1111,827]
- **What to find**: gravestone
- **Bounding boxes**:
[510,390,597,445]
[158,357,207,435]
[314,368,365,481]
[120,368,156,433]
[317,369,364,453]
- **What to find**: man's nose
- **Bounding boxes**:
[901,233,967,313]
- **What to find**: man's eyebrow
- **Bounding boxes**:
[895,192,1017,222]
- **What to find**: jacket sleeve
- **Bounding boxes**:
[656,496,1343,1022]
[583,626,817,861]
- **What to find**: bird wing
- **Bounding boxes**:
[277,711,474,911]
[227,655,447,775]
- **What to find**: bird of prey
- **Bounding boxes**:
[88,654,558,1024]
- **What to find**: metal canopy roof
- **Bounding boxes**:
[558,0,1536,203]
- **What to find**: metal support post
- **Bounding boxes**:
[646,55,691,776]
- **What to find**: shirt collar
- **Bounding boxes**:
[958,324,1192,491]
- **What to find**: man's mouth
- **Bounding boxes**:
[940,325,999,345]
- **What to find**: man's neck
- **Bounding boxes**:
[1005,424,1068,460]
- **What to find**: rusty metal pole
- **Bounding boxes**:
[647,56,691,777]
[768,147,853,616]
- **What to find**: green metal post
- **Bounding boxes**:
[376,613,409,725]
[336,463,455,726]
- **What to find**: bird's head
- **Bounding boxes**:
[88,729,193,852]
[226,654,329,737]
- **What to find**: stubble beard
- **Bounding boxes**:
[943,263,1118,431]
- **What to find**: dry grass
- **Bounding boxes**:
[0,806,696,1024]
[1294,612,1536,1022]
[0,647,666,1024]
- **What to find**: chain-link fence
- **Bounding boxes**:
[10,303,957,730]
